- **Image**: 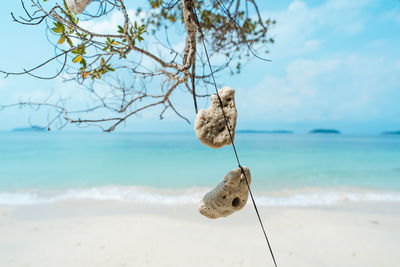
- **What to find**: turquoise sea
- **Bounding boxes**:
[0,132,400,206]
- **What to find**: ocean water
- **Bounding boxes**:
[0,132,399,206]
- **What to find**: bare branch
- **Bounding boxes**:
[0,0,275,131]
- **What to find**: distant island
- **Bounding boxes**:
[309,129,340,134]
[382,131,400,135]
[12,126,46,132]
[237,130,293,134]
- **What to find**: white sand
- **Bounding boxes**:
[0,201,399,267]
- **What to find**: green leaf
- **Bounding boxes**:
[63,0,69,11]
[66,36,73,47]
[52,27,61,33]
[107,66,115,72]
[81,58,87,69]
[117,26,124,34]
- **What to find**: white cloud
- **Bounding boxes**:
[5,0,396,131]
[304,39,323,51]
[235,0,400,124]
[267,0,374,58]
[237,54,400,122]
[80,9,145,34]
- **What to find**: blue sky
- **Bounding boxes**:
[0,0,399,133]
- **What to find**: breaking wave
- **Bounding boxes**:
[1,186,400,206]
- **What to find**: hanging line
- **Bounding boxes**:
[192,6,278,267]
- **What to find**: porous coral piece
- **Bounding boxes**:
[199,167,251,219]
[194,87,237,149]
[65,0,92,14]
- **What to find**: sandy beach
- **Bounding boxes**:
[0,200,399,267]
[1,0,399,266]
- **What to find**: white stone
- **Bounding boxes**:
[65,0,92,14]
[194,87,237,149]
[199,167,251,219]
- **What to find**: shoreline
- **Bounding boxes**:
[1,185,400,208]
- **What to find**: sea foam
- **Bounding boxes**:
[1,186,400,207]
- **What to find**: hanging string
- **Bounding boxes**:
[192,5,278,267]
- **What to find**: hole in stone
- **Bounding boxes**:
[232,197,241,207]
[219,126,225,132]
[222,195,226,199]
[223,98,231,107]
